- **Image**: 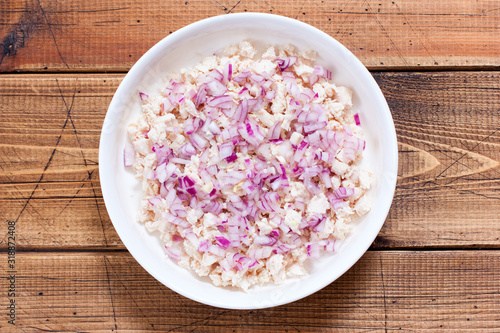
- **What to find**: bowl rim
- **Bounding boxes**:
[99,12,398,309]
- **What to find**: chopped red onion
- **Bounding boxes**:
[232,70,252,83]
[170,202,188,217]
[354,113,361,126]
[218,141,234,160]
[189,132,208,150]
[208,244,226,257]
[313,65,332,80]
[164,188,177,206]
[223,63,233,82]
[170,157,191,164]
[285,80,301,99]
[242,120,265,146]
[215,236,231,249]
[234,99,249,123]
[304,178,321,195]
[307,131,321,144]
[219,258,232,271]
[254,235,278,246]
[265,90,276,100]
[222,170,246,184]
[312,217,327,232]
[198,240,210,253]
[156,163,168,183]
[183,117,204,135]
[248,260,259,268]
[324,239,335,252]
[299,88,316,103]
[199,148,210,165]
[275,57,297,71]
[343,124,353,136]
[164,213,190,228]
[274,243,294,254]
[208,69,224,81]
[232,253,253,270]
[206,79,227,96]
[178,142,196,159]
[319,171,333,188]
[334,186,355,199]
[159,182,168,198]
[164,162,178,181]
[266,121,282,141]
[131,49,370,283]
[165,246,181,261]
[225,152,238,163]
[304,121,327,134]
[172,234,184,243]
[307,243,321,258]
[207,121,221,135]
[249,73,265,83]
[185,231,200,248]
[148,195,162,206]
[152,144,172,165]
[207,95,233,108]
[195,84,207,107]
[123,142,135,167]
[238,87,249,96]
[247,97,264,112]
[206,164,218,175]
[185,89,196,100]
[202,201,223,215]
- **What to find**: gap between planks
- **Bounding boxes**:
[0,67,499,76]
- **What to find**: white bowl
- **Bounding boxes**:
[99,13,398,309]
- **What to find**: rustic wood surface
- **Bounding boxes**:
[1,72,498,250]
[0,0,499,72]
[0,0,499,331]
[0,251,499,332]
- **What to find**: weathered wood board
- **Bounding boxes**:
[1,72,498,249]
[0,0,498,72]
[0,251,498,331]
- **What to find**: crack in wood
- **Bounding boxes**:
[166,310,231,332]
[226,0,241,14]
[379,256,388,333]
[103,256,119,332]
[435,129,499,179]
[35,0,69,69]
[12,117,68,223]
[295,0,307,19]
[363,0,410,67]
[55,169,96,218]
[391,0,439,65]
[105,255,153,327]
[54,78,109,247]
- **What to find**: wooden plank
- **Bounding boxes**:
[0,74,120,183]
[0,73,498,249]
[0,0,498,72]
[373,72,500,248]
[0,251,498,331]
[0,75,122,248]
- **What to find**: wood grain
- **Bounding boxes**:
[374,72,500,248]
[0,0,498,72]
[0,75,124,248]
[0,251,498,331]
[0,72,498,249]
[1,0,497,330]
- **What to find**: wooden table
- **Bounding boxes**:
[1,0,499,331]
